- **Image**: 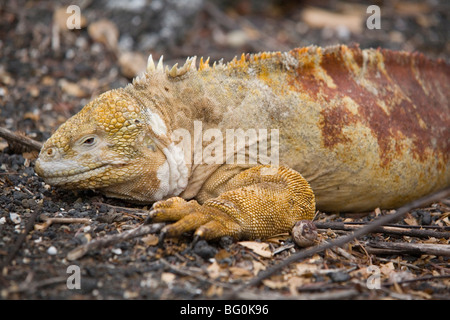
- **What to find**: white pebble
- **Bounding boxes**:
[9,213,21,224]
[47,246,58,255]
[0,217,6,225]
[111,248,122,255]
[34,237,43,243]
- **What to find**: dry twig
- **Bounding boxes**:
[34,215,91,231]
[67,222,164,261]
[315,221,450,239]
[0,127,42,152]
[235,288,359,300]
[92,201,150,214]
[384,274,450,287]
[364,241,450,256]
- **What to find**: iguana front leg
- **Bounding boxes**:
[149,165,315,241]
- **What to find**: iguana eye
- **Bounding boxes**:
[81,136,96,146]
[83,137,95,144]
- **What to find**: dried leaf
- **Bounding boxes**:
[123,290,139,299]
[207,260,223,279]
[301,7,363,33]
[229,267,253,278]
[161,272,175,284]
[252,261,266,276]
[288,276,310,294]
[380,262,395,276]
[119,51,147,78]
[409,290,432,299]
[88,19,119,51]
[350,267,370,278]
[0,140,8,152]
[215,249,230,259]
[265,233,290,244]
[404,213,418,226]
[23,151,39,161]
[262,279,286,289]
[141,234,159,246]
[295,263,319,276]
[34,222,51,231]
[206,285,223,298]
[238,241,272,258]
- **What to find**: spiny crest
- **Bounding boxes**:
[144,52,254,78]
[198,57,210,71]
[139,50,285,84]
[145,54,197,78]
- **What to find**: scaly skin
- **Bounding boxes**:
[35,45,450,240]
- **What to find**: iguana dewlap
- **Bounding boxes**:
[35,45,450,240]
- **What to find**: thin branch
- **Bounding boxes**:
[236,288,359,300]
[364,241,450,256]
[384,274,450,287]
[92,201,150,214]
[34,215,91,231]
[314,221,450,239]
[341,221,450,230]
[67,222,164,261]
[0,127,43,152]
[225,187,450,298]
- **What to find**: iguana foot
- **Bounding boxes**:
[149,197,242,240]
[148,165,316,241]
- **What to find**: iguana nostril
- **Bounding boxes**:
[46,147,55,157]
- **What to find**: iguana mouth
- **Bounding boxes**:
[35,160,112,186]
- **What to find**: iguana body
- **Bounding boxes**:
[35,45,450,240]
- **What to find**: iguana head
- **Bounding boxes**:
[35,88,188,202]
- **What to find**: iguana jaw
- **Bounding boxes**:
[35,133,133,190]
[35,159,113,186]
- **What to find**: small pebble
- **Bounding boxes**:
[47,246,58,255]
[10,213,21,224]
[111,248,122,255]
[34,237,43,243]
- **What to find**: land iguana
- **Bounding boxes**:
[35,45,450,241]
